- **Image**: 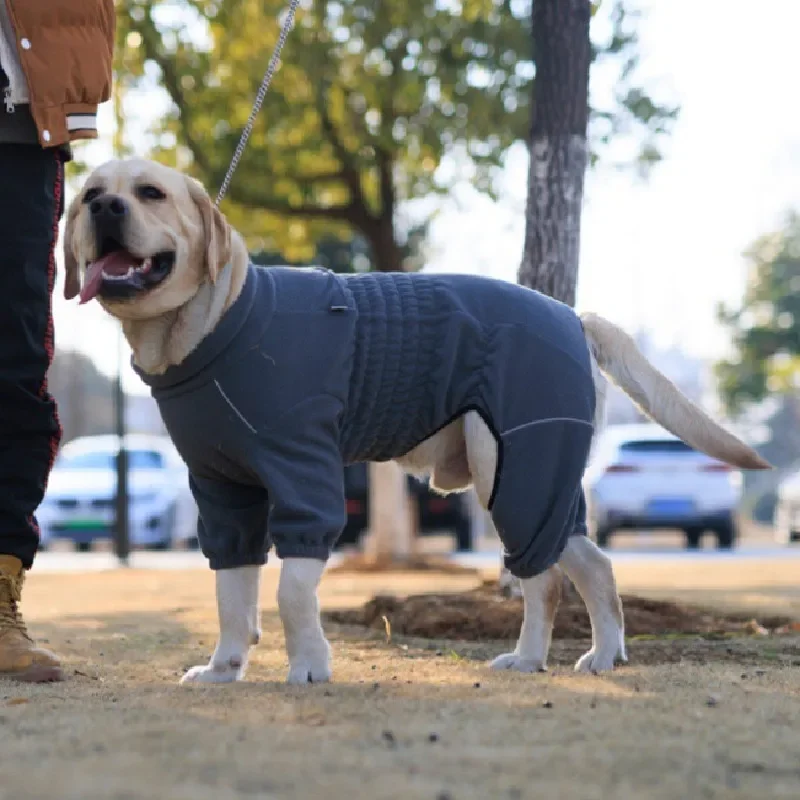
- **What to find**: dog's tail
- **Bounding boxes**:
[580,312,771,470]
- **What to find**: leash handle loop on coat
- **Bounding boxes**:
[214,0,300,207]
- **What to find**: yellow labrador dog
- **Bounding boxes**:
[64,159,769,684]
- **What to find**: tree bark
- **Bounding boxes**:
[502,0,592,595]
[363,461,415,563]
[517,0,591,306]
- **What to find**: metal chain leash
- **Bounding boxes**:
[214,0,301,207]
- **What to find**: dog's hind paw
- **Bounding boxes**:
[490,652,547,673]
[574,646,626,674]
[180,658,245,685]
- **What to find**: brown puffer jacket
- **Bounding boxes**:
[0,0,115,148]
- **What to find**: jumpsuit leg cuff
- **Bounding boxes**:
[207,552,268,571]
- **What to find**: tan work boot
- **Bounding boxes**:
[0,555,64,682]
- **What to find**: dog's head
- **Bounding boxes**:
[64,159,232,319]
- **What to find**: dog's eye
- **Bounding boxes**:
[82,187,103,204]
[136,184,167,201]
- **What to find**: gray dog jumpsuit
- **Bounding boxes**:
[135,266,596,579]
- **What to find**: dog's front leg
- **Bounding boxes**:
[278,558,332,684]
[181,565,262,684]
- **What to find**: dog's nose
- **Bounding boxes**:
[90,194,129,221]
[91,194,129,246]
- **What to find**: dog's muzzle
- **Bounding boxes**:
[78,195,176,305]
[90,194,130,255]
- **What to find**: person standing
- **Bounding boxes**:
[0,1,115,681]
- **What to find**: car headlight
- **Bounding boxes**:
[133,492,160,504]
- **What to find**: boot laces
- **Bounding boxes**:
[0,572,31,640]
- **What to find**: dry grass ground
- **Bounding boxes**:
[1,560,798,800]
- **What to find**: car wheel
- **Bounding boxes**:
[595,528,612,548]
[714,520,737,550]
[76,541,91,553]
[147,504,177,551]
[454,518,473,552]
[684,527,703,550]
[335,520,364,549]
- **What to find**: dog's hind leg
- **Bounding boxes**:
[398,418,473,494]
[463,411,497,507]
[558,535,626,672]
[463,412,523,597]
[490,564,563,672]
[181,565,262,684]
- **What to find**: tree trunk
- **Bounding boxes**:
[503,0,592,596]
[363,461,415,563]
[517,0,591,305]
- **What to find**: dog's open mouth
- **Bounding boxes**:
[80,243,175,305]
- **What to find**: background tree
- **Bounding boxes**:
[118,0,534,268]
[519,0,677,303]
[517,0,591,304]
[504,0,676,593]
[716,211,800,413]
[713,213,800,525]
[115,0,675,562]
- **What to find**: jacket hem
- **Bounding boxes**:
[29,101,100,147]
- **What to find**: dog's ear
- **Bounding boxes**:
[62,193,83,300]
[186,176,231,284]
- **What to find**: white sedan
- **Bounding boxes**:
[584,423,745,550]
[36,434,198,552]
[774,468,800,545]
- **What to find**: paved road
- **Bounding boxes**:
[30,541,800,574]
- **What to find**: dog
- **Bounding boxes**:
[64,158,770,684]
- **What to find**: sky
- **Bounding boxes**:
[51,0,800,395]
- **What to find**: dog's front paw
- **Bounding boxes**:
[180,656,245,685]
[286,633,332,685]
[490,652,547,673]
[574,645,627,674]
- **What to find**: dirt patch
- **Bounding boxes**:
[325,579,796,641]
[329,552,478,575]
[6,567,800,800]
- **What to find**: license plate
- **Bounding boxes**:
[61,520,107,530]
[647,498,694,516]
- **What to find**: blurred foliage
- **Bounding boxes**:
[252,235,369,272]
[716,211,800,412]
[115,0,676,267]
[252,226,426,273]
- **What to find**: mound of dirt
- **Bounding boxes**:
[330,553,478,575]
[326,580,794,641]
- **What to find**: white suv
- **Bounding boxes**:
[584,423,744,549]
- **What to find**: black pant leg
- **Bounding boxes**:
[0,144,65,568]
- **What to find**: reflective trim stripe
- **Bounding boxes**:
[66,113,96,132]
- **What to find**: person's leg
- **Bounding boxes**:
[0,143,65,682]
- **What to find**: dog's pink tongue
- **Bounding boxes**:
[79,252,133,304]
